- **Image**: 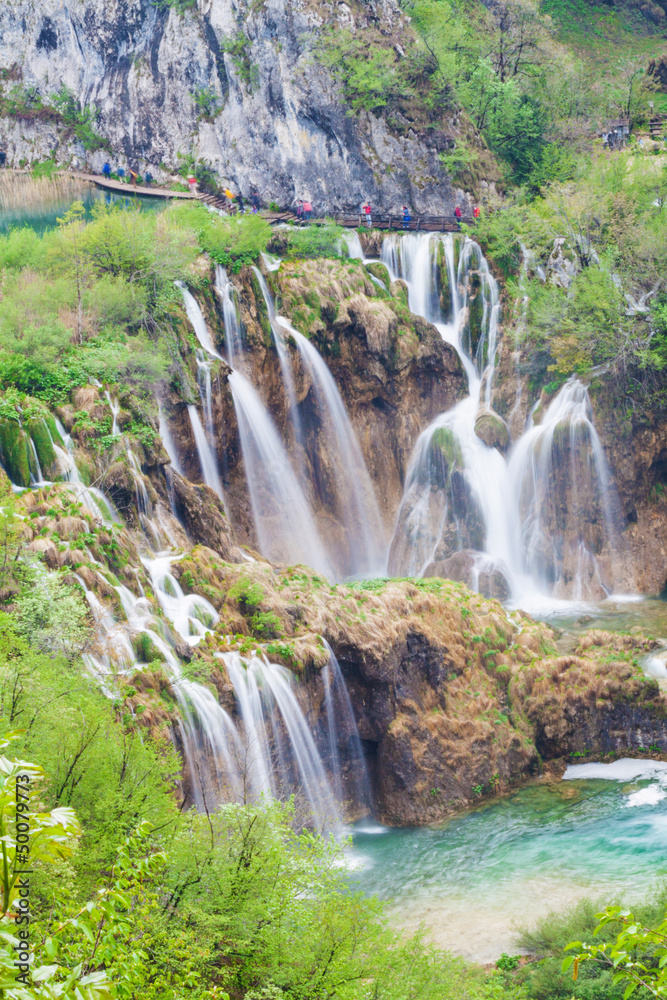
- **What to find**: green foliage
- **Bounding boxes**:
[564,902,667,1000]
[14,566,91,659]
[50,86,109,152]
[497,954,521,972]
[170,201,271,271]
[151,0,196,10]
[228,576,265,611]
[221,32,259,91]
[284,223,345,259]
[249,611,283,639]
[192,87,221,120]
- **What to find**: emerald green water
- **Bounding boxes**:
[350,760,667,962]
[0,176,160,234]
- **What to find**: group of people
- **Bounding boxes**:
[295,199,314,220]
[102,162,154,186]
[223,188,261,213]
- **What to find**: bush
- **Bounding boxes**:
[169,201,271,270]
[285,222,346,259]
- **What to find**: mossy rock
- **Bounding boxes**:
[466,275,485,363]
[44,416,64,448]
[0,420,31,487]
[431,426,463,468]
[366,262,391,288]
[474,412,510,453]
[389,279,409,308]
[436,241,452,319]
[133,633,166,664]
[28,419,56,476]
[452,236,462,275]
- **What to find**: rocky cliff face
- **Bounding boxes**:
[0,0,464,212]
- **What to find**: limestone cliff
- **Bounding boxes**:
[0,0,465,212]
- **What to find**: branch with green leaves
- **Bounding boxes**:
[564,904,667,998]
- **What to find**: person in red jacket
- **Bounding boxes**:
[473,205,481,219]
[454,204,462,220]
[363,202,372,227]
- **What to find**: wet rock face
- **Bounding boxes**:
[0,0,460,212]
[589,392,667,595]
[423,550,510,600]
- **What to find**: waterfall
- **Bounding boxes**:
[176,280,224,359]
[342,231,365,260]
[229,370,333,576]
[322,639,371,811]
[277,317,386,577]
[386,233,619,604]
[53,418,120,523]
[507,378,620,599]
[158,402,183,474]
[187,404,225,501]
[180,272,332,576]
[28,437,43,485]
[218,651,340,830]
[196,350,214,439]
[214,265,244,365]
[104,391,120,436]
[252,266,304,450]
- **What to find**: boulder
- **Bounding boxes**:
[474,410,510,452]
[424,549,510,600]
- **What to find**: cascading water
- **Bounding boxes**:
[229,369,333,575]
[251,266,304,450]
[217,651,340,829]
[180,271,332,575]
[158,403,183,475]
[187,404,225,501]
[385,233,620,604]
[507,378,621,600]
[277,317,386,577]
[322,639,371,811]
[52,417,120,523]
[214,265,244,365]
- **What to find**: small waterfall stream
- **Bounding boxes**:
[277,316,386,577]
[384,233,620,604]
[187,404,225,501]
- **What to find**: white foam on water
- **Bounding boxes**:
[564,758,667,782]
[625,785,667,808]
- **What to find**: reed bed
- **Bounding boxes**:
[0,171,93,212]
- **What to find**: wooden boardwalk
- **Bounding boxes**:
[198,194,473,231]
[75,171,197,199]
[67,172,472,231]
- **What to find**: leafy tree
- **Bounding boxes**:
[49,203,94,344]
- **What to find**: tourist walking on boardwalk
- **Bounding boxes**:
[251,192,260,213]
[296,199,304,220]
[473,205,480,219]
[303,200,313,220]
[237,192,245,213]
[402,205,411,227]
[454,204,462,221]
[102,162,111,179]
[363,202,372,227]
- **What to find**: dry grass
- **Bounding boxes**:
[0,172,94,212]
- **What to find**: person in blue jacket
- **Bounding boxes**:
[102,162,111,179]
